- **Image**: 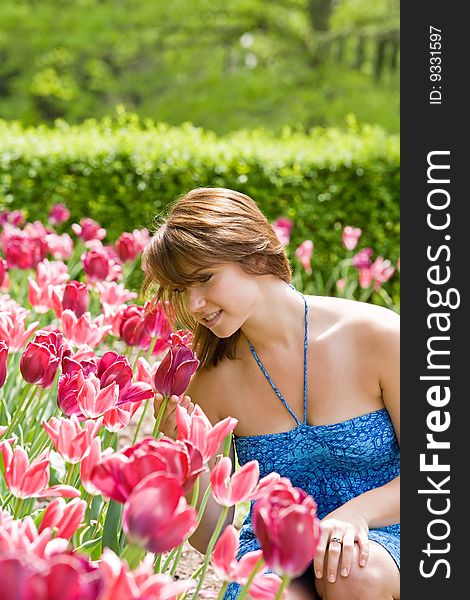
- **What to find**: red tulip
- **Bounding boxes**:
[20,330,70,388]
[48,203,70,225]
[119,305,149,347]
[122,472,197,553]
[211,457,260,507]
[0,440,80,499]
[90,437,205,503]
[20,341,61,388]
[252,480,321,578]
[0,340,7,388]
[38,497,86,540]
[115,232,139,262]
[154,344,199,397]
[342,226,362,251]
[62,281,89,318]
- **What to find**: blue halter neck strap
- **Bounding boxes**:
[248,285,309,426]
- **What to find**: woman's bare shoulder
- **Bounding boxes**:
[309,294,399,331]
[185,359,233,424]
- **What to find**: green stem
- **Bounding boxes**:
[153,553,162,574]
[131,398,150,445]
[237,556,265,600]
[216,581,229,600]
[3,383,34,437]
[275,575,291,600]
[190,506,229,600]
[152,395,169,438]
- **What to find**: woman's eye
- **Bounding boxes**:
[172,287,185,294]
[199,274,212,283]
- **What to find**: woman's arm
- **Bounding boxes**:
[315,310,400,579]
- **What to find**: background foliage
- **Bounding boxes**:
[0,0,399,134]
[0,113,399,304]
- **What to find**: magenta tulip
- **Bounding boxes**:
[352,247,373,270]
[82,248,111,281]
[122,472,197,553]
[48,203,70,225]
[71,217,106,241]
[0,340,7,388]
[272,217,293,247]
[253,480,321,578]
[154,344,199,397]
[3,232,48,269]
[0,258,7,287]
[115,232,139,262]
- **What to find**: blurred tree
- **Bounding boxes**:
[0,0,399,132]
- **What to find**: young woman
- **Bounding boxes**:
[142,187,400,600]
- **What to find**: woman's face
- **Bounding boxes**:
[177,263,260,338]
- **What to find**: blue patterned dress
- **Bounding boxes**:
[224,291,400,599]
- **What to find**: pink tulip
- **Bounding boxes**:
[0,440,80,499]
[3,231,48,269]
[80,436,111,496]
[211,525,284,598]
[38,497,86,539]
[58,352,153,425]
[211,457,260,507]
[60,309,111,347]
[28,259,70,312]
[154,344,199,397]
[295,240,314,274]
[272,217,293,247]
[0,209,25,227]
[358,267,373,289]
[253,480,321,578]
[0,340,7,388]
[342,226,362,251]
[99,548,195,600]
[212,525,241,580]
[352,247,373,269]
[336,278,346,292]
[0,302,39,352]
[49,203,70,225]
[95,281,138,308]
[71,217,106,242]
[0,258,7,287]
[45,232,74,260]
[123,472,197,553]
[175,404,237,463]
[43,414,102,463]
[370,256,395,288]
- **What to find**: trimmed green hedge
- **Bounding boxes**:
[0,114,399,298]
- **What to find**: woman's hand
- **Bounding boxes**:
[153,393,195,440]
[314,508,370,583]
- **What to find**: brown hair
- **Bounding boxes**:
[142,188,291,368]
